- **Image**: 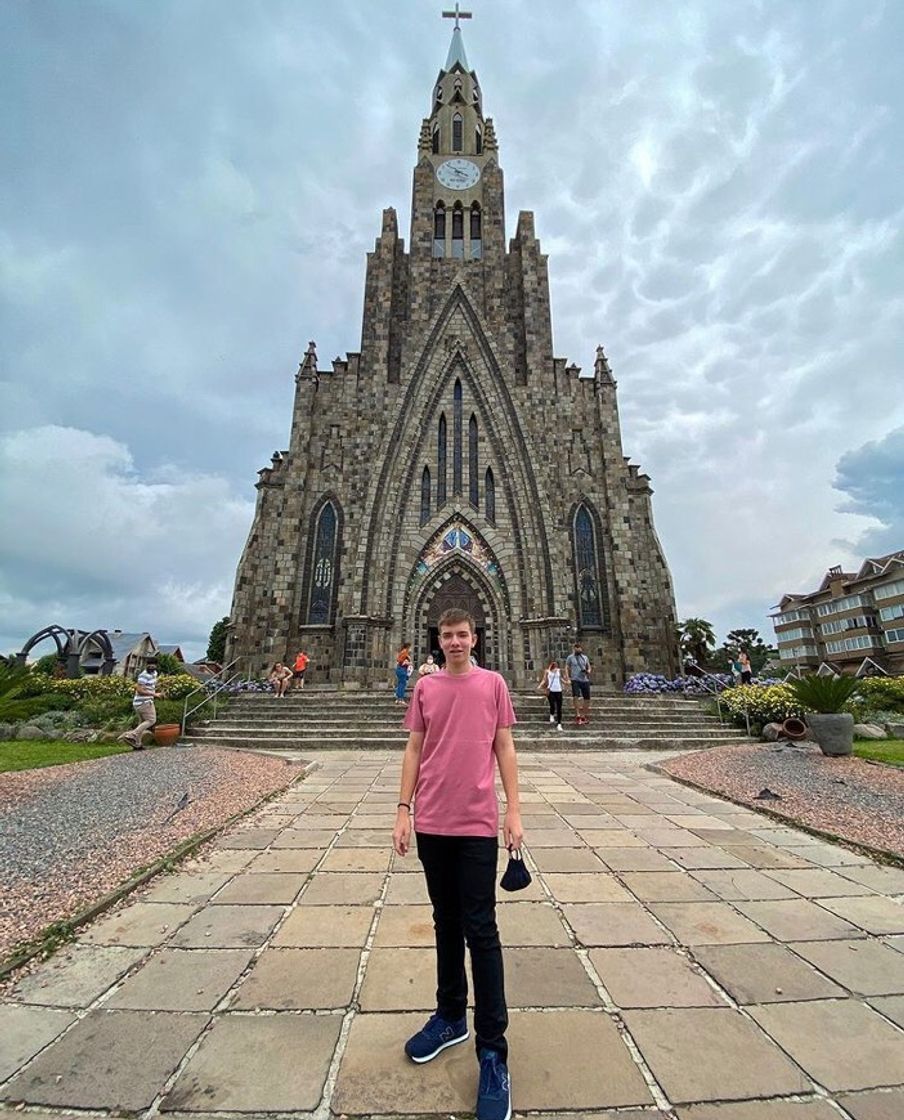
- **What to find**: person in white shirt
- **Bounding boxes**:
[118,658,161,750]
[538,659,564,731]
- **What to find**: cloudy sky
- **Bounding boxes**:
[2,0,902,663]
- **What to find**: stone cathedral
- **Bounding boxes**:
[227,16,678,688]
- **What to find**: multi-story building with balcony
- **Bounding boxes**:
[771,550,904,675]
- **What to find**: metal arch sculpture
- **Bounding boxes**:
[77,630,116,676]
[15,625,116,678]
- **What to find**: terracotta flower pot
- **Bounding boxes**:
[152,723,182,746]
[781,717,808,741]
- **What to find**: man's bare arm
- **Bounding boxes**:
[393,731,424,856]
[493,726,524,850]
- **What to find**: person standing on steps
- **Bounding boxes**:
[292,649,309,690]
[393,606,522,1120]
[394,642,412,704]
[538,659,564,731]
[565,642,592,725]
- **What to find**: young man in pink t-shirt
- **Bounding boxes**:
[393,608,523,1120]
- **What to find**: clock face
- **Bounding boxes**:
[436,158,481,190]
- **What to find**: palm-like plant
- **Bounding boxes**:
[678,618,716,667]
[786,674,859,714]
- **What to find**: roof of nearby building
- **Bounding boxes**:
[158,644,185,660]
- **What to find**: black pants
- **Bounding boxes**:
[546,690,563,723]
[416,832,508,1061]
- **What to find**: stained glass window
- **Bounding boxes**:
[573,504,603,628]
[308,501,337,624]
[469,414,479,508]
[453,380,462,494]
[437,414,447,507]
[420,466,431,526]
[485,467,495,524]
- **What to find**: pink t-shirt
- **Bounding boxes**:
[403,667,517,838]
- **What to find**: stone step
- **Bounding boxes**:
[181,733,752,752]
[192,720,731,735]
[187,726,739,743]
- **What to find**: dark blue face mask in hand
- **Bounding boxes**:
[500,846,532,892]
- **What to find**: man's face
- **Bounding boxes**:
[439,622,476,663]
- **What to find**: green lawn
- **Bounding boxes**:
[0,739,131,773]
[854,739,904,767]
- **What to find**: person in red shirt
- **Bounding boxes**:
[292,650,309,690]
[393,608,523,1120]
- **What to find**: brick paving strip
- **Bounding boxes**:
[1,748,903,1119]
[659,742,904,861]
[0,746,305,964]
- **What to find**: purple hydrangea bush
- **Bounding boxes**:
[624,673,734,695]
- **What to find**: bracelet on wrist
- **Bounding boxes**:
[397,802,411,811]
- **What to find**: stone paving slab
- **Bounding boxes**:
[838,1087,904,1120]
[623,1006,811,1103]
[788,938,904,996]
[868,994,904,1029]
[3,748,904,1116]
[161,1013,341,1112]
[0,1005,74,1081]
[80,901,197,947]
[748,999,904,1091]
[690,942,845,1004]
[589,946,727,1008]
[1,1009,207,1110]
[104,948,254,1010]
[7,943,147,1007]
[676,1102,841,1119]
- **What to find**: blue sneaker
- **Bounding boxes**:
[477,1048,511,1120]
[404,1012,469,1063]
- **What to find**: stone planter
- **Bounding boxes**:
[806,713,854,757]
[152,723,182,747]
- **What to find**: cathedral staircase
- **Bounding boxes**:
[181,689,752,753]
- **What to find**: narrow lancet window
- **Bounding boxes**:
[452,113,463,152]
[308,501,338,624]
[433,203,446,258]
[470,203,482,259]
[420,466,431,526]
[437,415,447,507]
[573,504,604,628]
[432,126,440,154]
[469,415,479,508]
[485,467,495,524]
[453,381,463,495]
[451,203,464,259]
[475,128,483,154]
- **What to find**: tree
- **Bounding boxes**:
[677,618,716,667]
[207,616,230,663]
[155,651,184,676]
[723,628,775,675]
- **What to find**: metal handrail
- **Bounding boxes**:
[684,669,727,726]
[180,658,243,736]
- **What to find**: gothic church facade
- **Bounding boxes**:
[227,22,678,688]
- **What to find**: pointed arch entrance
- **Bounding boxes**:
[411,559,504,671]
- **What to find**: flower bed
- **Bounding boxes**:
[624,673,733,696]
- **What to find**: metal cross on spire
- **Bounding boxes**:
[442,3,472,31]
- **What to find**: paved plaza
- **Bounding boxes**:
[2,749,904,1119]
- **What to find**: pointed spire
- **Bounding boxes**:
[444,25,470,71]
[441,4,472,70]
